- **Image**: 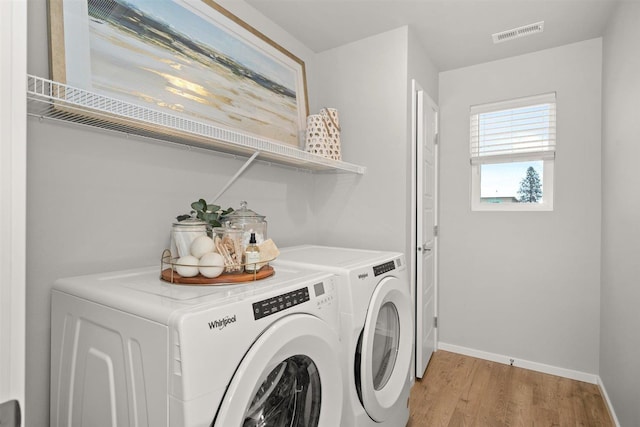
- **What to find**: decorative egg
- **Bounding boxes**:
[190,235,215,258]
[199,252,225,278]
[176,255,199,277]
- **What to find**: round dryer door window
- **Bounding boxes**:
[213,314,343,427]
[243,355,321,426]
[358,276,413,423]
[371,301,400,390]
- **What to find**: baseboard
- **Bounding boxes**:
[597,376,622,427]
[437,342,598,384]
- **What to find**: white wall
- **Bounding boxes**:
[600,3,640,425]
[438,39,602,374]
[26,1,318,425]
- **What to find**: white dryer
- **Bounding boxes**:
[272,245,413,427]
[50,265,343,427]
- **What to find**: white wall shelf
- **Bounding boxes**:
[26,75,365,174]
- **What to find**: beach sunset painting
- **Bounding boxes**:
[58,0,306,146]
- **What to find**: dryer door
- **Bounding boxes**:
[358,276,413,422]
[213,313,343,427]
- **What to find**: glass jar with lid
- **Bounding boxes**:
[212,227,245,274]
[221,201,267,248]
[170,217,209,259]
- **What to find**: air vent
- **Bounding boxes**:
[492,21,544,44]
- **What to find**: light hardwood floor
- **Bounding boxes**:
[408,350,614,427]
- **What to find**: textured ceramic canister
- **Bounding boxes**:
[305,108,341,160]
[320,108,341,160]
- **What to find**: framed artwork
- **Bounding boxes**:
[48,0,309,147]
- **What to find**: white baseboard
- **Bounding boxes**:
[437,342,598,384]
[597,376,621,427]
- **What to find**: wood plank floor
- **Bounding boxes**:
[407,351,614,427]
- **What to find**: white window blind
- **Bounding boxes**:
[470,92,556,165]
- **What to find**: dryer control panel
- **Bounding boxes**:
[252,287,310,320]
[373,260,396,276]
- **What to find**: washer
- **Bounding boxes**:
[50,264,343,427]
[273,245,413,427]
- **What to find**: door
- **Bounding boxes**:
[214,314,343,427]
[0,0,27,425]
[357,276,412,422]
[413,81,439,378]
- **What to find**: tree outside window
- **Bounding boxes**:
[517,166,543,203]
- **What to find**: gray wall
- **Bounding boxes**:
[310,26,408,253]
[309,25,439,267]
[601,2,640,425]
[26,1,317,425]
[438,39,602,374]
[408,28,439,105]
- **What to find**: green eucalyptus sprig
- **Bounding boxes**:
[191,199,234,228]
[176,198,234,228]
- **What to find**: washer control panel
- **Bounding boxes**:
[252,287,310,320]
[373,260,396,276]
[314,281,335,308]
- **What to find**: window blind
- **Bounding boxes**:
[470,92,556,165]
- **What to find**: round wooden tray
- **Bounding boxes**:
[160,265,274,285]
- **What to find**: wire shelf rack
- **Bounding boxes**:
[26,75,365,174]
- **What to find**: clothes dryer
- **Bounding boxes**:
[273,245,413,427]
[50,265,343,427]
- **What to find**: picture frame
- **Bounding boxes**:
[48,0,309,147]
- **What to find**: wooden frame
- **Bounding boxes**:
[48,0,308,147]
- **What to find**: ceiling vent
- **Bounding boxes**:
[492,21,544,44]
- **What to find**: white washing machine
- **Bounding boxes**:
[50,264,343,427]
[272,245,413,427]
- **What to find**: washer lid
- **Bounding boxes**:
[53,264,333,324]
[358,276,413,422]
[213,313,343,427]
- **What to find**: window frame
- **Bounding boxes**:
[469,93,556,212]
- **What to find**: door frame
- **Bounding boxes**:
[0,0,27,424]
[410,79,439,377]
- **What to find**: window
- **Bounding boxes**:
[470,93,556,211]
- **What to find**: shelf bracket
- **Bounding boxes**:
[212,151,260,202]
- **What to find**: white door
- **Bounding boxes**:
[412,81,438,378]
[214,314,343,427]
[0,0,27,425]
[358,276,413,422]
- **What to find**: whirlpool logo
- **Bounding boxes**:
[208,315,237,331]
